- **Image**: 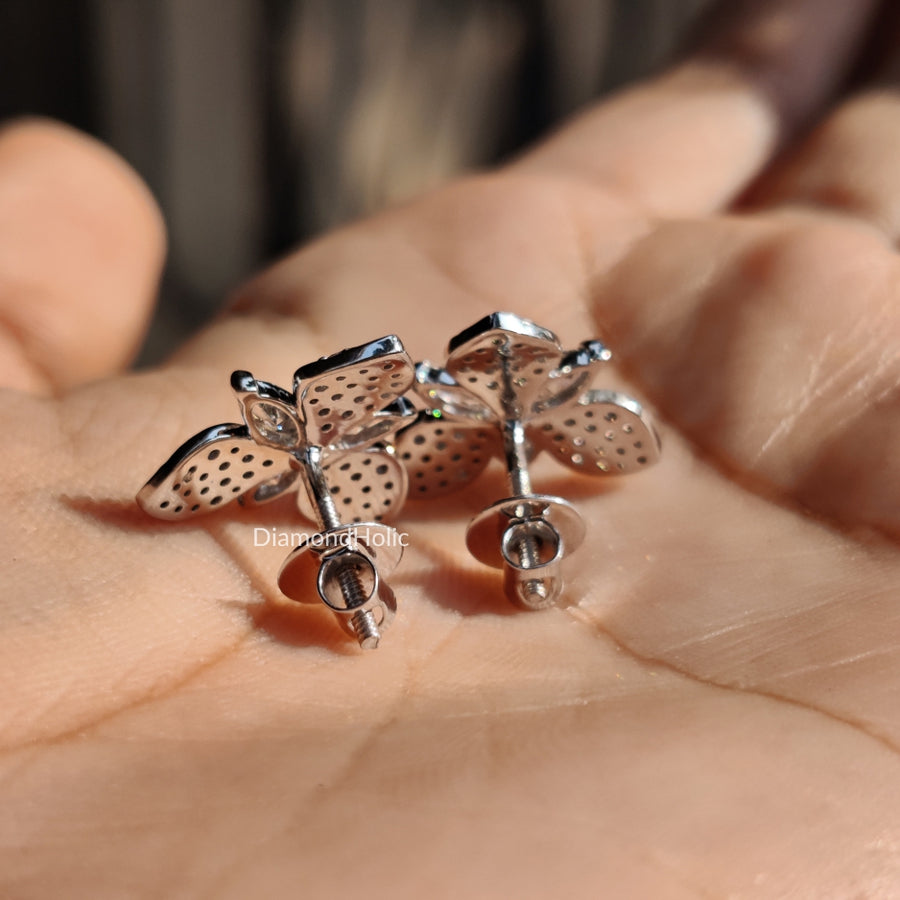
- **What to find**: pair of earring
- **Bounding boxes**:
[137,312,660,649]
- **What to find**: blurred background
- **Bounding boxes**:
[0,0,711,362]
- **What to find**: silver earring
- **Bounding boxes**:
[396,312,660,609]
[137,336,416,649]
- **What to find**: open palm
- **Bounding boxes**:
[4,3,900,896]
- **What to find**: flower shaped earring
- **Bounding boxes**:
[138,336,416,648]
[396,312,661,609]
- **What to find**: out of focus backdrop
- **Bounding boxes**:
[0,0,711,362]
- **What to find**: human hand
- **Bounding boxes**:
[4,1,900,896]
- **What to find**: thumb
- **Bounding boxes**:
[0,119,166,393]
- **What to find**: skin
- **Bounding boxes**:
[3,1,900,896]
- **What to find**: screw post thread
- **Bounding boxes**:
[338,565,381,649]
[350,608,381,649]
[501,420,552,604]
[302,447,383,648]
[515,535,548,602]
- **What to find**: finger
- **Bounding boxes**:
[0,119,165,393]
[512,0,879,217]
[744,89,900,240]
[590,209,900,539]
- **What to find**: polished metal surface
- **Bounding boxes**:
[397,311,660,609]
[465,495,586,571]
[137,423,299,520]
[138,335,416,649]
[277,523,402,648]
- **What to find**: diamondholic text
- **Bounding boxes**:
[253,527,409,548]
